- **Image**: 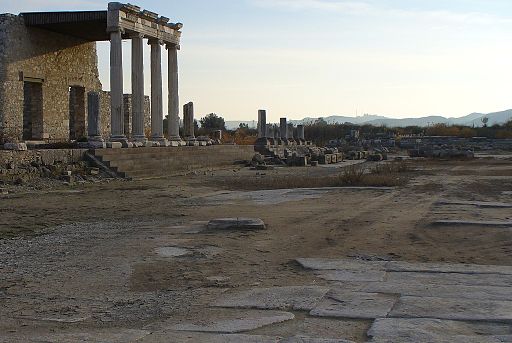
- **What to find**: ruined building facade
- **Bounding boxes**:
[0,3,177,144]
[0,14,102,142]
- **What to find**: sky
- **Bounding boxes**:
[2,0,512,122]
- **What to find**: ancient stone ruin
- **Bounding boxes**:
[0,3,183,148]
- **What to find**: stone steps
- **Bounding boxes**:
[92,145,253,179]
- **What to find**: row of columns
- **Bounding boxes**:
[109,29,181,144]
[257,111,305,141]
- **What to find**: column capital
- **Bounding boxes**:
[127,31,145,39]
[165,43,181,51]
[147,38,164,46]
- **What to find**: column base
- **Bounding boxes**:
[185,137,199,146]
[152,138,170,147]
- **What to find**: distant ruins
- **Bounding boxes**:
[0,3,184,147]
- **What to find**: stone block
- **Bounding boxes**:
[107,142,122,149]
[3,143,28,151]
[207,218,266,231]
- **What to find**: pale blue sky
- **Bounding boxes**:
[3,0,512,121]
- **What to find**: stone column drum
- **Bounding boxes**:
[258,110,267,138]
[131,33,146,143]
[280,118,288,140]
[167,44,181,143]
[297,125,305,140]
[109,29,126,142]
[149,39,167,145]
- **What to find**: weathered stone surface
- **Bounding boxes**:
[387,271,512,287]
[432,220,512,227]
[437,200,512,208]
[213,286,330,310]
[316,270,386,282]
[310,292,397,319]
[172,310,295,333]
[386,261,512,275]
[360,280,512,301]
[389,295,512,321]
[368,318,512,343]
[207,218,266,231]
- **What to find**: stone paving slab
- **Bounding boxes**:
[436,200,512,208]
[317,270,386,282]
[432,220,512,227]
[368,318,512,343]
[371,335,512,343]
[386,261,512,275]
[387,271,512,287]
[296,258,387,271]
[172,310,295,333]
[310,292,397,319]
[213,286,330,311]
[389,295,512,321]
[359,280,512,301]
[139,332,281,343]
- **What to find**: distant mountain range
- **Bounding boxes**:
[224,109,512,130]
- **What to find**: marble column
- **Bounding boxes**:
[149,39,166,144]
[280,118,288,140]
[167,44,181,141]
[87,92,101,139]
[131,33,146,142]
[183,102,195,139]
[109,29,126,141]
[258,110,267,138]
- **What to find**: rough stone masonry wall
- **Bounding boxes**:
[0,14,102,143]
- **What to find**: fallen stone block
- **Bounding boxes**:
[207,218,266,231]
[213,286,330,311]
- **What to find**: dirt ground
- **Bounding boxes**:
[1,155,512,342]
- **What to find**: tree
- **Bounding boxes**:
[239,123,249,130]
[200,113,226,131]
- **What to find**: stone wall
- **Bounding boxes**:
[0,14,102,143]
